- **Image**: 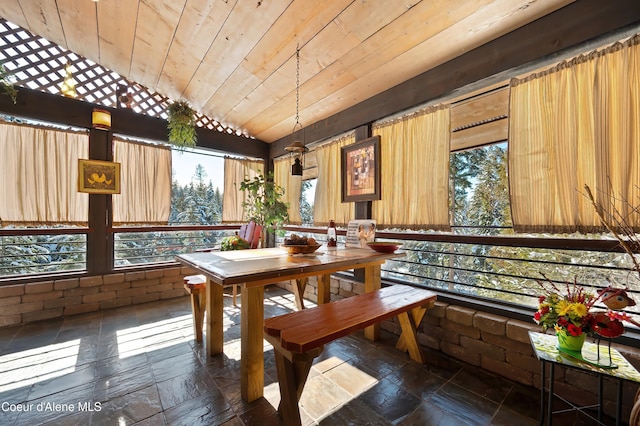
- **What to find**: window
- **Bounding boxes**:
[169,149,225,225]
[450,142,511,234]
[300,179,316,225]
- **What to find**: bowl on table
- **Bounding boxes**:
[366,242,402,253]
[281,244,322,255]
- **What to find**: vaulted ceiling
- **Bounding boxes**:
[0,0,579,144]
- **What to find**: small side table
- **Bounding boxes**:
[529,331,640,425]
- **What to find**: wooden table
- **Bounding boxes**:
[175,246,402,402]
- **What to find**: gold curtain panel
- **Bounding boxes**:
[0,122,89,225]
[509,35,640,233]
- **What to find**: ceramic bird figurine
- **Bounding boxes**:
[593,312,625,338]
[597,287,636,310]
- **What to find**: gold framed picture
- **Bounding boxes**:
[78,159,121,194]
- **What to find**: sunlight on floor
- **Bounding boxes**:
[0,339,80,393]
[263,356,379,423]
[116,315,193,359]
[264,292,318,311]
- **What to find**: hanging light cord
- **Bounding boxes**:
[294,46,301,130]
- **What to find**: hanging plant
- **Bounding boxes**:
[0,63,17,104]
[167,100,197,149]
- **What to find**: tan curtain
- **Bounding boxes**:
[0,122,89,225]
[273,156,302,224]
[372,105,451,230]
[222,157,264,222]
[113,138,172,224]
[509,35,640,232]
[313,134,355,227]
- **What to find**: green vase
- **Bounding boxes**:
[556,329,586,353]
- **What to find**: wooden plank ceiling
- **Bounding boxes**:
[0,0,573,143]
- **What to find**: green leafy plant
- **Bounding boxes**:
[240,172,289,247]
[167,100,197,149]
[0,63,17,104]
[220,235,250,251]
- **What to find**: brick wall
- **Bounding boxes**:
[0,266,196,327]
[278,275,640,421]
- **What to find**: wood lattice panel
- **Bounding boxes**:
[0,19,246,137]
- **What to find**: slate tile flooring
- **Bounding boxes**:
[0,286,613,425]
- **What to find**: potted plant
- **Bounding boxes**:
[0,63,17,104]
[533,275,600,352]
[167,100,197,149]
[240,172,289,247]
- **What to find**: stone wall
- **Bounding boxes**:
[278,275,640,421]
[0,266,195,327]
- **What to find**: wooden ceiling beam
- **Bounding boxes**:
[270,0,640,158]
[0,87,269,160]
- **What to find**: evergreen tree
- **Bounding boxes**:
[450,149,483,226]
[467,144,511,232]
[212,187,223,223]
[300,180,314,224]
[170,164,223,225]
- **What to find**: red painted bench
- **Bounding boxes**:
[263,284,437,425]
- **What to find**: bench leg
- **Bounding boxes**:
[292,278,307,310]
[190,291,206,342]
[396,307,427,363]
[317,273,331,304]
[272,347,323,426]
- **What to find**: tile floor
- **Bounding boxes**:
[0,286,615,425]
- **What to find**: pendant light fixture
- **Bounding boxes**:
[285,46,307,176]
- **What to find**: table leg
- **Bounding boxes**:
[548,363,554,426]
[205,280,224,356]
[364,264,381,341]
[598,374,603,424]
[616,379,622,426]
[240,285,265,402]
[540,360,545,426]
[317,273,331,304]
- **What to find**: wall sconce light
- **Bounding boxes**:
[92,108,111,131]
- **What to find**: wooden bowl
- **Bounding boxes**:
[366,242,401,253]
[281,244,322,254]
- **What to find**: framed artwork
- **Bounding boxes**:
[341,135,381,202]
[78,159,121,194]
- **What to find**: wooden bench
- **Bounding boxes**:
[183,274,207,342]
[263,284,437,425]
[183,221,262,342]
